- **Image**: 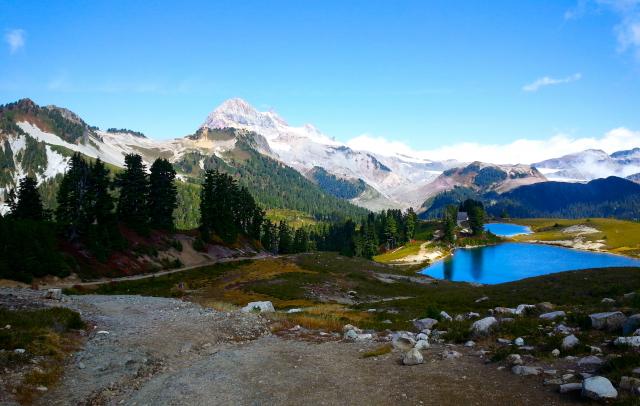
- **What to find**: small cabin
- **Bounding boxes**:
[457,211,469,227]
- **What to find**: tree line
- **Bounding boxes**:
[1,152,423,281]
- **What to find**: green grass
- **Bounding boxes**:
[265,209,318,228]
[510,218,640,257]
[373,241,425,263]
[0,307,85,403]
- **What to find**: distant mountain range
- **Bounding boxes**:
[1,97,639,220]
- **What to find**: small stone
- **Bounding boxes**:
[551,349,560,357]
[475,296,489,303]
[562,334,579,350]
[624,292,637,299]
[344,330,358,341]
[514,337,524,346]
[632,367,640,376]
[601,298,615,304]
[441,350,462,360]
[403,348,424,365]
[464,340,476,348]
[96,330,110,335]
[512,365,542,376]
[507,354,523,366]
[35,386,48,392]
[286,308,302,314]
[540,311,566,320]
[562,373,575,381]
[413,318,438,331]
[440,311,452,321]
[78,362,85,369]
[14,348,26,354]
[343,324,362,334]
[582,376,618,400]
[497,338,511,345]
[416,333,428,341]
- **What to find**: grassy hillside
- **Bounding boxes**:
[511,218,640,257]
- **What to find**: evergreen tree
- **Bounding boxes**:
[90,159,115,226]
[56,153,92,236]
[149,158,177,230]
[10,176,44,221]
[443,205,457,244]
[277,221,292,254]
[405,207,417,241]
[116,154,150,230]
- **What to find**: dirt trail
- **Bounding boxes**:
[46,253,273,289]
[21,292,579,406]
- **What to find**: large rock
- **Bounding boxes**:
[589,311,627,331]
[392,333,416,351]
[414,339,430,350]
[624,314,640,335]
[515,304,535,315]
[539,311,566,320]
[561,334,580,350]
[507,354,523,366]
[403,348,424,365]
[582,376,618,400]
[241,301,275,313]
[470,317,498,337]
[614,336,640,347]
[413,318,438,331]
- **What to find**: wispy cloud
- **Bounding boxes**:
[4,29,25,54]
[566,1,640,59]
[522,73,582,92]
[347,127,640,165]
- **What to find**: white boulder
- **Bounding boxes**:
[403,348,424,365]
[470,317,498,337]
[561,334,580,350]
[582,376,618,400]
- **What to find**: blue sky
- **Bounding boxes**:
[1,0,640,158]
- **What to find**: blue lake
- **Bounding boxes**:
[484,222,531,237]
[420,242,640,284]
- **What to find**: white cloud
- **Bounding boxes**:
[347,127,640,165]
[567,1,640,58]
[4,29,25,54]
[522,73,582,92]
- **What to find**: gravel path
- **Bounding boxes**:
[11,292,580,406]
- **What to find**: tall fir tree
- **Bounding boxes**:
[56,153,92,237]
[116,154,150,230]
[277,221,292,254]
[149,158,177,230]
[10,176,44,221]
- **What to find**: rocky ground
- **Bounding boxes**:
[0,288,579,405]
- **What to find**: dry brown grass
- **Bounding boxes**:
[193,258,316,306]
[268,304,372,333]
[361,343,393,358]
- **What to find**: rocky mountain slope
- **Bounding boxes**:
[2,97,640,214]
[534,148,640,182]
